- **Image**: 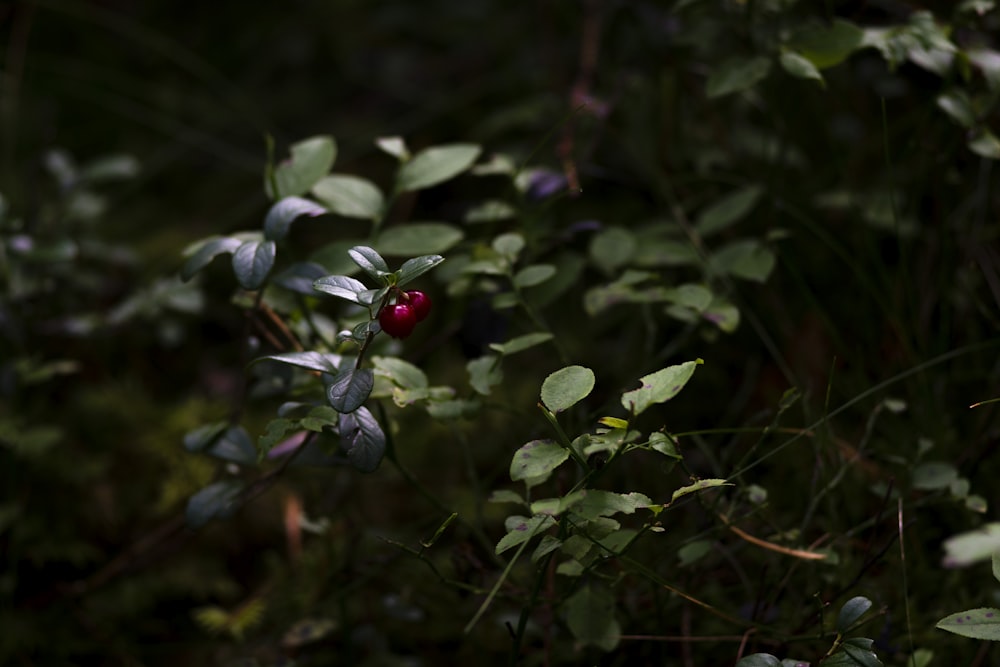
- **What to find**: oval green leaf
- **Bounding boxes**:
[510,439,570,486]
[271,135,336,198]
[339,405,385,473]
[837,596,873,632]
[621,360,702,416]
[396,143,481,192]
[311,174,384,220]
[263,196,326,241]
[327,368,374,413]
[695,185,763,237]
[939,607,1000,640]
[707,56,772,98]
[181,236,243,281]
[541,365,595,413]
[376,223,464,256]
[232,239,276,290]
[313,274,368,304]
[186,480,244,528]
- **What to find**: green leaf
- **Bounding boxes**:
[912,461,958,490]
[837,596,873,632]
[788,19,864,69]
[398,254,446,285]
[376,135,409,160]
[372,355,428,389]
[183,421,228,453]
[993,551,1000,584]
[186,480,244,528]
[574,491,653,520]
[272,135,337,198]
[311,174,385,220]
[258,419,297,456]
[969,128,1000,160]
[735,654,781,667]
[840,638,885,667]
[781,51,826,85]
[678,540,713,566]
[181,236,242,281]
[541,365,595,413]
[695,185,763,236]
[513,264,557,288]
[702,299,740,332]
[942,523,1000,567]
[492,232,525,261]
[706,57,772,98]
[489,332,554,356]
[621,360,702,415]
[376,223,464,255]
[339,405,385,472]
[495,515,556,554]
[665,284,713,312]
[565,584,620,651]
[313,274,369,303]
[254,351,342,374]
[396,143,481,192]
[348,246,391,280]
[263,196,326,241]
[510,439,570,487]
[232,240,276,290]
[937,608,1000,640]
[465,199,517,223]
[467,355,503,395]
[589,227,637,275]
[671,478,731,504]
[530,490,588,517]
[711,239,776,282]
[936,91,976,129]
[489,489,526,506]
[327,368,374,413]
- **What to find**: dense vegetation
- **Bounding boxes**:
[3,1,1000,665]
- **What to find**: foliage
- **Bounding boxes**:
[4,0,1000,665]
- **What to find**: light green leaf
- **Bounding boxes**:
[695,185,763,236]
[541,365,595,413]
[671,478,731,504]
[913,461,958,490]
[665,284,713,312]
[313,274,369,304]
[489,333,554,356]
[937,91,976,129]
[232,240,276,290]
[937,608,1000,640]
[372,356,428,389]
[574,491,653,520]
[513,264,556,288]
[348,246,391,279]
[272,135,336,198]
[788,19,864,69]
[589,227,637,275]
[781,51,826,85]
[510,439,570,486]
[398,254,445,285]
[735,655,781,667]
[702,299,740,332]
[621,360,701,416]
[465,199,517,223]
[376,223,464,256]
[312,174,385,220]
[467,355,503,395]
[706,57,772,98]
[492,232,525,261]
[943,523,1000,567]
[565,584,620,651]
[969,128,1000,160]
[396,143,481,192]
[489,489,526,505]
[375,135,409,160]
[530,490,588,516]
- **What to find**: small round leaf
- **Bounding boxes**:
[541,365,595,413]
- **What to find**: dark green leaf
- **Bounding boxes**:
[183,422,228,453]
[735,655,781,667]
[707,57,772,98]
[311,174,384,220]
[339,405,385,472]
[272,261,329,295]
[695,185,763,236]
[589,227,637,275]
[495,515,556,554]
[232,240,276,290]
[263,196,326,241]
[936,91,976,128]
[489,332,554,356]
[181,236,242,281]
[513,264,556,288]
[565,584,621,651]
[376,223,464,255]
[186,480,244,528]
[711,240,776,282]
[781,51,826,85]
[396,143,481,192]
[327,368,374,413]
[254,351,342,374]
[467,355,503,395]
[788,19,864,69]
[837,596,873,632]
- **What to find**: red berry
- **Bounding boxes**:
[379,303,417,339]
[405,290,432,322]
